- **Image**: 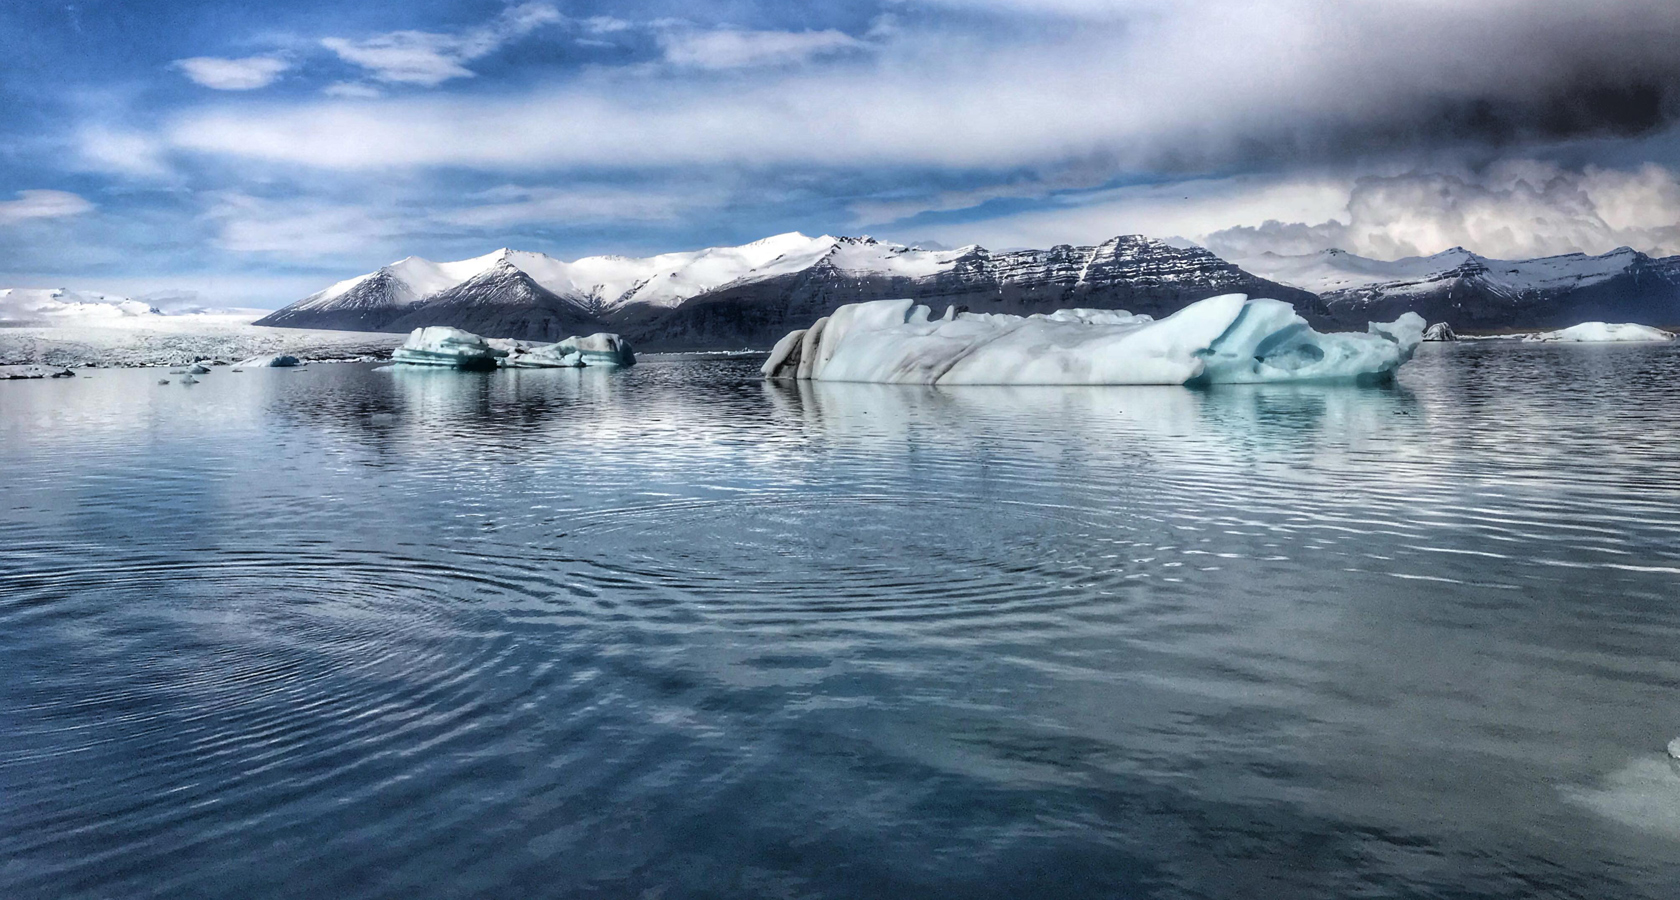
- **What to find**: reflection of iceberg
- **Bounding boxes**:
[1566,756,1680,840]
[763,295,1423,385]
[766,374,1419,461]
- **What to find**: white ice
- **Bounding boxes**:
[394,327,634,369]
[763,294,1424,386]
[235,353,302,368]
[1526,322,1675,343]
[391,327,504,369]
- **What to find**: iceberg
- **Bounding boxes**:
[763,295,1424,386]
[1,364,74,379]
[1527,322,1674,343]
[391,327,504,369]
[545,333,635,367]
[1423,322,1458,342]
[235,353,302,368]
[394,327,635,369]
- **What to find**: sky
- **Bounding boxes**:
[4,0,1680,307]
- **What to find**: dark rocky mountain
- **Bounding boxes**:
[260,234,1319,351]
[621,236,1322,350]
[255,269,423,332]
[1245,246,1680,331]
[260,233,1680,350]
[384,261,607,343]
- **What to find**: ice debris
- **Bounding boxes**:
[1527,322,1675,343]
[763,294,1425,386]
[1668,738,1680,761]
[392,327,635,370]
[1,364,75,379]
[187,363,211,374]
[1423,322,1458,342]
[235,354,302,368]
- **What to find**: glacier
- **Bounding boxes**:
[392,326,635,370]
[1527,322,1675,343]
[763,295,1424,386]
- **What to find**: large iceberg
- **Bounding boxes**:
[393,326,635,369]
[763,295,1425,386]
[1527,322,1674,343]
[392,327,505,369]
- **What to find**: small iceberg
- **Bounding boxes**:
[235,353,302,368]
[763,295,1424,386]
[553,333,636,368]
[1669,738,1680,761]
[1423,322,1458,342]
[1528,322,1675,343]
[1,365,75,379]
[392,327,636,370]
[391,327,504,370]
[187,363,211,374]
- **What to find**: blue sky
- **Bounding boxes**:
[5,0,1680,307]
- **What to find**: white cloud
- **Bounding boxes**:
[323,82,383,99]
[1202,164,1680,261]
[172,56,291,90]
[898,174,1352,249]
[441,184,721,227]
[168,0,1680,177]
[206,193,410,258]
[659,29,865,69]
[0,190,96,224]
[75,127,172,178]
[321,2,562,86]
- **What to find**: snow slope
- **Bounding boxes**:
[281,233,980,321]
[1242,246,1645,298]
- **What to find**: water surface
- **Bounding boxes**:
[3,343,1679,899]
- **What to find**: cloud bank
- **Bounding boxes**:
[1204,164,1680,261]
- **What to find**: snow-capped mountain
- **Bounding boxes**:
[0,288,161,323]
[1240,246,1680,329]
[261,233,1316,349]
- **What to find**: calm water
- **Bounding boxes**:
[3,344,1679,899]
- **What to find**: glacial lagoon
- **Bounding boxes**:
[3,342,1679,898]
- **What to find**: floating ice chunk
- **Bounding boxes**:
[391,327,504,370]
[489,338,584,369]
[0,364,74,379]
[764,295,1424,386]
[1528,322,1675,343]
[1669,738,1680,761]
[187,363,211,374]
[235,353,302,368]
[1423,322,1458,342]
[180,374,199,384]
[157,379,170,384]
[553,333,635,367]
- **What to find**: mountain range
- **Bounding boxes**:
[254,233,1322,350]
[1238,246,1680,331]
[25,234,1677,350]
